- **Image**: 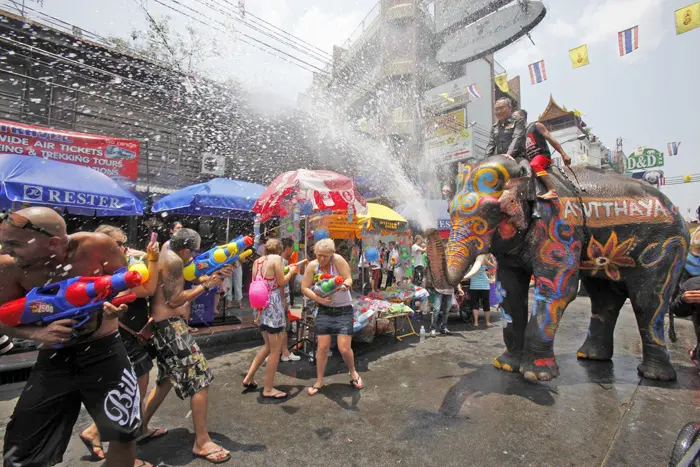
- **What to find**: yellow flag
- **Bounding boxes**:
[494,73,509,93]
[676,2,700,35]
[569,44,590,69]
[438,93,455,103]
[574,108,584,117]
[684,174,693,183]
[392,107,403,121]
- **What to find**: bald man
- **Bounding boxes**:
[0,207,157,467]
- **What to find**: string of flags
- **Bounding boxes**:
[668,142,681,156]
[528,60,546,85]
[618,25,639,56]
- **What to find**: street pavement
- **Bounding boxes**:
[1,296,699,467]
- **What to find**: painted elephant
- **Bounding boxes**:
[427,155,688,381]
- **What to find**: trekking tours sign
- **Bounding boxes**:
[0,119,140,179]
[625,147,664,172]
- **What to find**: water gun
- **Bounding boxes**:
[312,276,345,298]
[283,259,308,274]
[0,267,143,329]
[183,235,254,282]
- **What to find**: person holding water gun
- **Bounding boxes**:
[79,225,166,461]
[301,238,364,396]
[0,207,160,467]
[140,228,233,464]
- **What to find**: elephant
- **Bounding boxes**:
[426,155,688,381]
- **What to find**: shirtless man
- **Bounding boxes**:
[141,228,232,464]
[0,207,159,467]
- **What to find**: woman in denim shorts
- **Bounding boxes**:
[301,239,364,395]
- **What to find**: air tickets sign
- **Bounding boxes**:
[0,119,140,179]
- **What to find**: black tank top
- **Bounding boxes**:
[525,122,551,160]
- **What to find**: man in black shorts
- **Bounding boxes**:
[0,207,157,467]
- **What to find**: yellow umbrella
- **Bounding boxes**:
[313,203,408,239]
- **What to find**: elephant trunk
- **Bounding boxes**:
[425,229,470,289]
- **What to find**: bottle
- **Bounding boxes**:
[419,325,425,344]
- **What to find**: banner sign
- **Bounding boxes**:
[0,119,140,179]
[424,109,473,164]
[625,147,664,172]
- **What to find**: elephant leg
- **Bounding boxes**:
[576,277,627,361]
[493,263,531,373]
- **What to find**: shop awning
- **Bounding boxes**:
[313,203,408,239]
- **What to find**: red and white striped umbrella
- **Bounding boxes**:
[253,169,367,222]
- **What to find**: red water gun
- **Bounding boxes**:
[0,267,143,330]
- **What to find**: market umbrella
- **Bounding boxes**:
[0,153,142,216]
[152,178,265,219]
[253,169,367,222]
[313,203,408,239]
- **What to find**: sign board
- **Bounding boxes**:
[437,219,451,230]
[629,169,664,185]
[435,0,512,35]
[625,147,664,172]
[424,76,472,114]
[424,109,473,164]
[201,153,226,176]
[0,119,140,179]
[437,1,547,63]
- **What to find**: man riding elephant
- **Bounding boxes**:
[426,155,688,382]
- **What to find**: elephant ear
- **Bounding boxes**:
[499,176,532,231]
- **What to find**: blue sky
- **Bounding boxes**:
[30,0,699,217]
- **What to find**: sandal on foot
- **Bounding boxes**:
[262,391,288,399]
[136,427,168,444]
[193,447,231,464]
[242,379,258,389]
[135,460,153,467]
[350,374,364,390]
[79,434,105,460]
[307,384,324,396]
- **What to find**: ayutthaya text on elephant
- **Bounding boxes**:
[560,196,675,227]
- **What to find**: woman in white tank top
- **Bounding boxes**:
[301,238,364,395]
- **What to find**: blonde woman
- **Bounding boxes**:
[242,239,297,399]
[301,239,363,395]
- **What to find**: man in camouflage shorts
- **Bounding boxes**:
[141,228,233,464]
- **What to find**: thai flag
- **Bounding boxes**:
[618,26,639,56]
[466,83,481,99]
[667,142,681,156]
[528,60,547,85]
[658,176,666,186]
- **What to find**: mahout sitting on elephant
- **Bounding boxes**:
[427,155,688,381]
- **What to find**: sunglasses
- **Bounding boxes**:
[116,240,128,248]
[0,212,55,237]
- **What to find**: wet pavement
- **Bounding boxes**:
[1,296,699,467]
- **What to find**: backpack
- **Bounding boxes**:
[248,258,270,310]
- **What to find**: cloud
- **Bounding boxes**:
[546,18,576,37]
[579,0,664,47]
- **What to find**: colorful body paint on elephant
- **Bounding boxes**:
[447,162,510,275]
[494,281,512,328]
[531,207,581,342]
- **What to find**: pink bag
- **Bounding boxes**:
[249,259,270,310]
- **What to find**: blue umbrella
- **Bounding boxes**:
[152,178,265,219]
[0,154,142,216]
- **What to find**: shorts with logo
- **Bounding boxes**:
[151,317,213,400]
[3,333,142,467]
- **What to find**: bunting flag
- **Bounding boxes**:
[618,26,639,56]
[466,83,481,99]
[569,44,590,69]
[415,100,424,121]
[676,2,700,35]
[494,73,509,92]
[658,176,666,186]
[667,142,681,156]
[392,107,403,121]
[528,60,547,84]
[574,109,585,117]
[684,175,693,183]
[438,93,455,103]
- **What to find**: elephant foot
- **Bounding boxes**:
[520,356,559,382]
[637,359,676,381]
[576,336,613,361]
[493,351,522,373]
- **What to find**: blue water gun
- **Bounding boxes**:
[183,235,254,281]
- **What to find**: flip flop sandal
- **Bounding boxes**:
[350,374,364,390]
[262,391,288,399]
[307,384,324,396]
[242,380,258,389]
[135,460,153,467]
[193,448,231,464]
[79,435,105,460]
[136,427,168,444]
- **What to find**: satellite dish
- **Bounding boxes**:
[437,1,547,63]
[435,0,513,35]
